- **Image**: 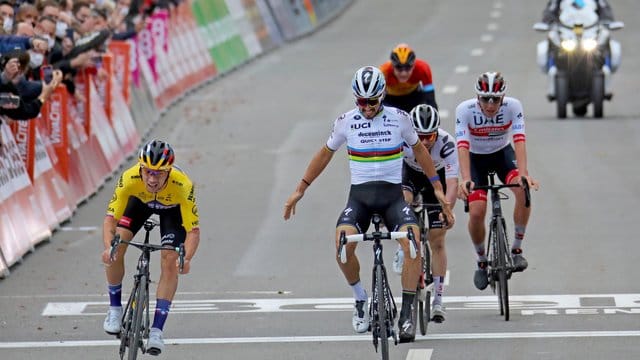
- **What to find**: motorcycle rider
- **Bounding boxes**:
[541,0,616,25]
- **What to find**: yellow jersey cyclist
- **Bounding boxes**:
[101,140,200,356]
[283,66,454,343]
[393,104,458,323]
[380,43,438,113]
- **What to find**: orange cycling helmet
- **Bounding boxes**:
[390,43,416,67]
[138,139,175,171]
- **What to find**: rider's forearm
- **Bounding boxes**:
[513,141,529,177]
[298,146,334,192]
[413,142,439,179]
[184,229,200,261]
[457,147,471,181]
[103,216,117,250]
[445,178,458,208]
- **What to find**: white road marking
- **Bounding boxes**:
[59,226,98,232]
[42,294,640,316]
[2,331,640,349]
[442,86,458,94]
[481,34,493,42]
[471,48,484,56]
[490,10,501,18]
[439,110,450,119]
[454,66,468,74]
[407,349,433,360]
[487,23,499,31]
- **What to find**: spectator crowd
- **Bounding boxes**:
[0,0,171,124]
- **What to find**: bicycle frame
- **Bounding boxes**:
[109,219,185,360]
[338,214,417,360]
[464,172,530,321]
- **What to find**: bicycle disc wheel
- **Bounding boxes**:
[495,221,510,321]
[128,275,147,360]
[376,265,389,360]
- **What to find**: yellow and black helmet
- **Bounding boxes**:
[138,139,175,171]
[390,43,416,67]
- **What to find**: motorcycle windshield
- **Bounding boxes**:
[559,1,599,28]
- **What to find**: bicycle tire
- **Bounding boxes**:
[495,220,510,321]
[128,275,148,360]
[419,232,432,335]
[376,265,389,360]
[119,298,134,360]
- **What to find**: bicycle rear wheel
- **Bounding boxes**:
[495,221,510,321]
[376,265,389,360]
[128,275,148,360]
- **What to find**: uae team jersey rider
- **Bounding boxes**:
[101,140,200,356]
[455,72,538,292]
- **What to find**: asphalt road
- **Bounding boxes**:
[2,0,640,359]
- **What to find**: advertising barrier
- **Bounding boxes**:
[0,0,352,278]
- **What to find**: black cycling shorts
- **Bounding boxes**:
[383,89,436,113]
[402,165,446,229]
[116,197,186,247]
[470,145,518,186]
[337,181,417,233]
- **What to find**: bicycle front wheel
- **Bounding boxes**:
[376,265,389,360]
[128,275,148,360]
[495,221,510,321]
[418,237,431,335]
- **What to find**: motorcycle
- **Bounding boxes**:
[534,1,623,118]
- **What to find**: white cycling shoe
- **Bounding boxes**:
[147,328,165,356]
[392,245,404,275]
[103,307,122,335]
[352,299,370,333]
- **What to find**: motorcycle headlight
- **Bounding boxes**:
[581,38,598,51]
[561,39,577,51]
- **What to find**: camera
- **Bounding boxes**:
[0,93,21,107]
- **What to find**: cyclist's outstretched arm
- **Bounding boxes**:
[101,215,118,265]
[284,146,334,220]
[180,229,200,274]
[513,141,539,190]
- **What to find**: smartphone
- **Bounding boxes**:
[40,65,53,84]
[0,93,21,107]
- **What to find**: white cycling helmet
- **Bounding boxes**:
[410,104,440,133]
[475,71,506,97]
[352,66,386,99]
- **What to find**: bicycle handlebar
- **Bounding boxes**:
[463,176,531,212]
[109,234,186,272]
[337,230,417,264]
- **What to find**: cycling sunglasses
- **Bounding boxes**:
[418,132,438,142]
[140,167,169,177]
[479,95,502,103]
[355,97,382,107]
[394,64,414,72]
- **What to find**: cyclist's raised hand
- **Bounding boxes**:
[283,190,304,220]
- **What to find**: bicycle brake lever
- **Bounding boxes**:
[178,244,185,272]
[109,234,121,262]
[338,231,347,264]
[407,228,417,259]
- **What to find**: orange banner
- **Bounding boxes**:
[39,86,69,181]
[108,41,132,105]
[8,119,36,181]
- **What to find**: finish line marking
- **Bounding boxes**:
[42,293,640,316]
[2,331,640,349]
[407,349,433,360]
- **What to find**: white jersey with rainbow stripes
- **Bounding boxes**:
[326,106,419,185]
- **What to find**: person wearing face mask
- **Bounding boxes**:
[0,0,14,35]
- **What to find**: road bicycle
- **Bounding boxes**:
[409,194,438,335]
[109,218,185,360]
[338,214,418,360]
[464,172,530,321]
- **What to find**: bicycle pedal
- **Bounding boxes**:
[431,315,444,323]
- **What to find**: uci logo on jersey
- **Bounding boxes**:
[351,122,371,130]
